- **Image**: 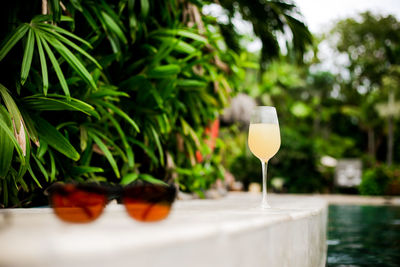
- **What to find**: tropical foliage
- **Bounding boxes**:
[0,0,315,207]
[0,0,240,207]
[5,1,394,206]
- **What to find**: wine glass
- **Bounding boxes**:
[248,106,281,209]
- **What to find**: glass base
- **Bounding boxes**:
[260,202,271,209]
[251,205,289,214]
[249,202,272,211]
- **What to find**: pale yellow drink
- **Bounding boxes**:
[248,123,281,162]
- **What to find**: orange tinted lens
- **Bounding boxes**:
[123,184,175,222]
[124,199,171,222]
[51,185,106,223]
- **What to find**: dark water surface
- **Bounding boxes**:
[326,205,400,267]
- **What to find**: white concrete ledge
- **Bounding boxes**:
[0,193,327,267]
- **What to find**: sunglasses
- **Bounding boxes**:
[46,182,176,223]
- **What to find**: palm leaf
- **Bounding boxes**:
[94,99,139,132]
[70,166,104,176]
[49,150,56,182]
[140,0,149,18]
[180,118,201,148]
[128,0,137,42]
[88,131,120,178]
[80,126,88,151]
[0,83,23,133]
[36,140,48,161]
[34,31,49,95]
[101,11,128,44]
[121,173,139,185]
[27,165,42,188]
[81,8,100,32]
[88,128,127,163]
[104,111,134,168]
[147,64,181,78]
[139,174,167,185]
[89,88,129,99]
[23,95,99,118]
[0,106,25,166]
[31,154,49,182]
[20,29,35,85]
[37,34,70,99]
[70,0,83,12]
[176,79,207,88]
[34,20,93,48]
[99,0,127,31]
[36,23,102,69]
[0,106,14,178]
[43,34,97,90]
[35,118,80,161]
[128,138,158,164]
[149,125,164,166]
[153,36,197,54]
[151,29,208,44]
[0,23,29,61]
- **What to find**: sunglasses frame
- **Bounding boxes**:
[46,181,177,223]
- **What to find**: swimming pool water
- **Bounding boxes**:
[327,205,400,267]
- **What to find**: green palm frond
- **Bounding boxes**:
[88,129,121,178]
[0,0,242,206]
[35,117,80,161]
[0,106,15,178]
[0,16,101,97]
[23,94,99,118]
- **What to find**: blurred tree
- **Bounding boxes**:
[332,12,400,162]
[216,0,313,71]
[376,66,400,165]
[307,71,335,135]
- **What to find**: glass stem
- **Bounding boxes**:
[261,160,271,209]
